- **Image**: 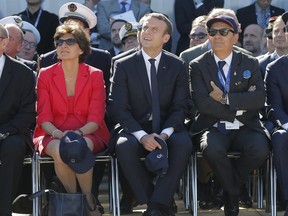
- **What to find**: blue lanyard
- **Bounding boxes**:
[217,64,231,93]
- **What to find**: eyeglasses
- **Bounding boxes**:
[189,32,207,40]
[23,39,37,48]
[55,38,77,47]
[208,28,235,37]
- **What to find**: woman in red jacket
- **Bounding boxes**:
[34,21,109,216]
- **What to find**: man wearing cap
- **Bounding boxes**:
[0,23,36,216]
[108,12,192,216]
[17,0,59,55]
[265,11,288,216]
[18,21,41,61]
[40,2,111,96]
[190,14,270,216]
[119,22,139,52]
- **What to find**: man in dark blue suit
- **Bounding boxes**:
[0,23,36,215]
[265,11,288,216]
[259,15,288,79]
[236,0,284,44]
[108,13,192,216]
[190,14,270,216]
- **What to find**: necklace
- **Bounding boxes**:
[65,76,76,82]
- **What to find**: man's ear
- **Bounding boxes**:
[163,33,170,43]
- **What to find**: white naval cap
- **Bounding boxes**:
[59,2,97,29]
[22,21,41,44]
[119,22,139,42]
[0,16,23,28]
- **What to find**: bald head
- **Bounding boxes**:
[5,24,24,58]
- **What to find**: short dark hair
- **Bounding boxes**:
[140,12,173,36]
[54,21,91,63]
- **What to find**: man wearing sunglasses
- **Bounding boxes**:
[265,11,288,216]
[189,15,270,216]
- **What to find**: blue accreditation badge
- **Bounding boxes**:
[243,70,251,79]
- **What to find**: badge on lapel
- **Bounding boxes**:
[243,70,251,79]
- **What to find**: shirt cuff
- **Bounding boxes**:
[282,122,288,130]
[132,130,147,143]
[161,127,174,138]
[236,110,243,116]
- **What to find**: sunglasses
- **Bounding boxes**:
[55,38,77,47]
[189,32,207,40]
[208,28,235,37]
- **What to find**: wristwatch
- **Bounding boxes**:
[220,93,228,105]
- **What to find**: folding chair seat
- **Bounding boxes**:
[32,149,119,216]
[189,151,275,216]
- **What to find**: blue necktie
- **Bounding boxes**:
[217,61,229,134]
[218,61,226,81]
[149,59,161,133]
[120,1,127,13]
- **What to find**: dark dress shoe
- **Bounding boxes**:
[142,209,163,216]
[213,187,224,209]
[120,196,137,214]
[223,192,239,216]
[239,184,252,208]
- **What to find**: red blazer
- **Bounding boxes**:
[34,62,110,145]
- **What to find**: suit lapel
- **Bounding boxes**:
[52,64,68,103]
[74,64,89,102]
[207,51,219,86]
[229,51,242,92]
[0,55,12,99]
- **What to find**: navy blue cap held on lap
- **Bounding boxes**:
[59,131,95,174]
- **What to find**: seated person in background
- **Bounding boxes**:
[259,16,288,79]
[189,14,270,216]
[242,24,266,57]
[0,16,38,72]
[18,21,41,61]
[33,21,110,216]
[189,15,208,48]
[119,22,139,52]
[265,11,288,216]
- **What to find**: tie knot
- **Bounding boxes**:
[121,1,127,6]
[218,61,226,69]
[149,58,156,65]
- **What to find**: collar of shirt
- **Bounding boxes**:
[141,48,162,87]
[0,54,6,79]
[213,52,233,76]
[255,2,270,14]
[118,0,132,8]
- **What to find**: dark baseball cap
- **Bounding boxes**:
[206,15,238,34]
[59,131,95,174]
[145,137,169,177]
